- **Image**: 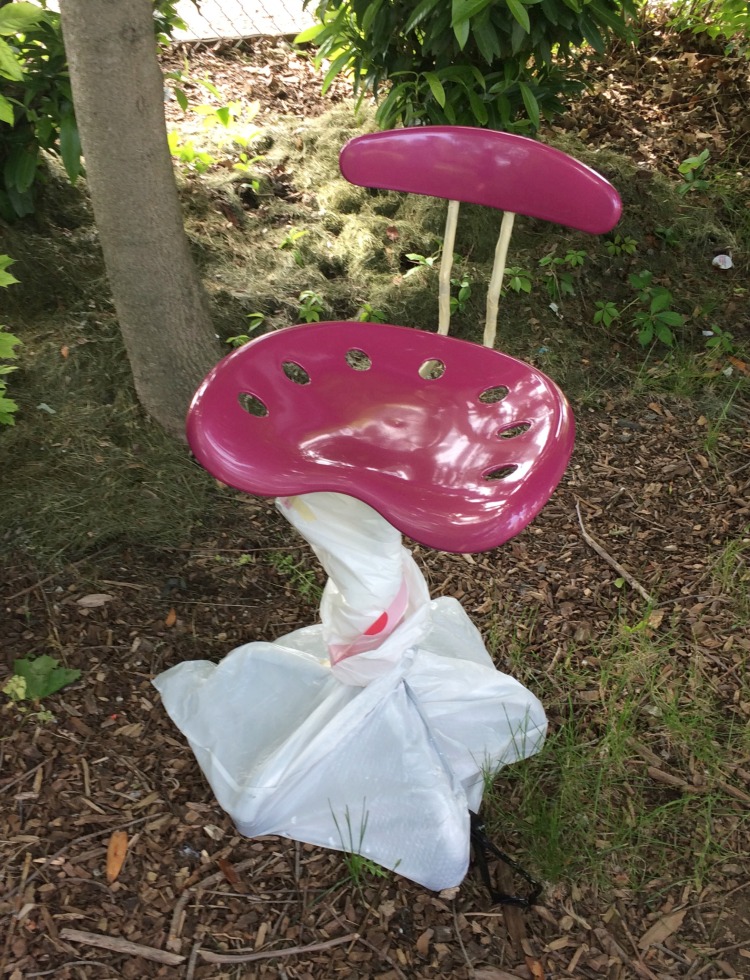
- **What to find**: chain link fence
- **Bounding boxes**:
[174,0,314,41]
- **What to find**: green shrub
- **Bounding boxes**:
[0,254,20,426]
[668,0,749,56]
[298,0,635,132]
[0,1,79,219]
[0,1,191,219]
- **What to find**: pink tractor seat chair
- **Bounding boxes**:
[187,127,622,554]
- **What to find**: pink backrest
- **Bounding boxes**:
[339,126,622,233]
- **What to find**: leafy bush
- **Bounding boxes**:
[0,1,191,219]
[668,0,749,56]
[0,254,21,426]
[0,1,77,219]
[298,0,635,132]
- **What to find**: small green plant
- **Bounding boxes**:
[702,324,736,358]
[591,271,685,347]
[356,301,387,323]
[0,254,20,425]
[605,234,637,257]
[330,802,391,888]
[593,300,620,328]
[3,655,81,708]
[677,149,711,197]
[503,266,532,294]
[403,249,439,278]
[298,290,325,324]
[655,226,680,248]
[165,71,263,178]
[629,270,685,347]
[226,312,265,348]
[669,0,750,56]
[166,131,214,173]
[450,272,472,315]
[279,227,309,266]
[539,248,586,301]
[270,552,322,600]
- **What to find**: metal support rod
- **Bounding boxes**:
[483,211,516,348]
[438,200,460,336]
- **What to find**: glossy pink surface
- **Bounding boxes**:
[340,127,622,235]
[186,322,574,554]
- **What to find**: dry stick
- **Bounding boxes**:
[168,855,273,951]
[197,932,359,965]
[484,210,515,348]
[0,758,47,794]
[438,200,460,336]
[185,942,201,980]
[60,929,186,966]
[593,927,659,980]
[575,501,654,604]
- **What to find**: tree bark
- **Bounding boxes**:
[59,0,220,440]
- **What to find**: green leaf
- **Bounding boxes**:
[424,71,446,108]
[321,49,352,94]
[403,0,441,32]
[453,16,470,48]
[468,87,489,124]
[649,289,672,314]
[658,310,684,326]
[294,22,326,44]
[0,2,46,35]
[451,0,495,26]
[12,655,81,700]
[506,0,531,32]
[0,37,24,81]
[175,87,189,111]
[58,112,82,184]
[0,392,18,425]
[4,145,38,194]
[0,92,14,125]
[0,330,20,356]
[519,81,540,128]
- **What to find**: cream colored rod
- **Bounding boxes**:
[438,199,460,336]
[483,210,516,348]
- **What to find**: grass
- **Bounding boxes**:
[482,607,750,892]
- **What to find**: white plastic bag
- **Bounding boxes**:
[154,492,546,890]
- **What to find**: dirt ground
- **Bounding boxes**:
[2,22,750,980]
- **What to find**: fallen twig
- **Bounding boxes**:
[197,932,359,964]
[594,927,659,980]
[576,501,654,604]
[60,928,186,966]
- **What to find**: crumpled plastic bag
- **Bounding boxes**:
[154,492,547,891]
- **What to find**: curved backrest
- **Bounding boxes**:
[339,126,622,234]
[187,322,574,554]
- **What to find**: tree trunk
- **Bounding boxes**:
[59,0,220,440]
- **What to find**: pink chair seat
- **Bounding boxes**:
[187,321,574,554]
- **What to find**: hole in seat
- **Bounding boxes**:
[479,385,509,404]
[238,392,268,417]
[282,361,311,385]
[484,464,518,482]
[498,422,531,439]
[345,349,372,371]
[419,358,446,380]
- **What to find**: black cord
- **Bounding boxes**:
[469,812,542,909]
